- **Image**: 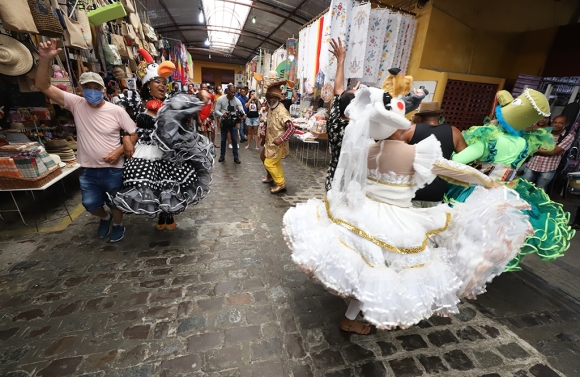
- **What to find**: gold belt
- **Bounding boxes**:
[324,197,451,254]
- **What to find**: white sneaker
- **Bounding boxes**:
[228,144,233,149]
[237,144,240,148]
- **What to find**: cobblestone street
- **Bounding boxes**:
[0,145,578,377]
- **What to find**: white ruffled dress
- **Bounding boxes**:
[283,135,532,329]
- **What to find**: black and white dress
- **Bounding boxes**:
[325,94,349,192]
[113,95,214,215]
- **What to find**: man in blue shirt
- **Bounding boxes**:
[236,87,249,142]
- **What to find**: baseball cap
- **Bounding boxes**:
[79,72,105,88]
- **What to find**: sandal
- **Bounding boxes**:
[340,318,372,335]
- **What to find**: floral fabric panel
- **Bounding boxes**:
[345,3,370,79]
[361,8,389,84]
[323,0,354,84]
[375,12,402,87]
[398,17,417,74]
[317,11,332,82]
[298,27,308,80]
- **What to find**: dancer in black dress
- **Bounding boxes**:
[113,49,214,230]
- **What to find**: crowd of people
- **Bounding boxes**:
[32,36,576,335]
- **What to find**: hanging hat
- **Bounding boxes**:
[495,89,550,134]
[415,101,444,116]
[136,49,175,85]
[345,86,410,140]
[0,35,34,76]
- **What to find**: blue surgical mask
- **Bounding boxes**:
[82,89,104,105]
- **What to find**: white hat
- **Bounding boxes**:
[79,72,105,88]
[48,153,66,168]
[345,86,410,140]
[0,35,33,76]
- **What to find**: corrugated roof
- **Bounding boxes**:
[145,0,331,64]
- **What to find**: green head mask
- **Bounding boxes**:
[495,89,550,135]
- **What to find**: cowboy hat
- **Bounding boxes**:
[415,101,444,115]
[0,35,34,76]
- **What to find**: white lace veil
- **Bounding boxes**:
[331,86,373,208]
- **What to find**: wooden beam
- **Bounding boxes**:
[156,0,188,43]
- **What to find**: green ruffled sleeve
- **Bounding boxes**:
[462,124,504,145]
[524,128,556,155]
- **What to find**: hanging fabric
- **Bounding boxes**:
[361,8,389,84]
[375,12,402,87]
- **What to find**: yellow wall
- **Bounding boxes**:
[407,2,555,103]
[192,60,245,85]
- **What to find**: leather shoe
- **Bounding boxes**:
[234,158,241,164]
[218,156,225,162]
[270,184,286,193]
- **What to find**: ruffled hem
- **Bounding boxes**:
[283,198,461,329]
[433,186,532,298]
[446,179,575,272]
[413,134,442,188]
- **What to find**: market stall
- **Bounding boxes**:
[0,0,193,228]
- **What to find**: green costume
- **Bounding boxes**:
[448,89,575,272]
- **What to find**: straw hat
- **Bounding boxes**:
[0,35,34,76]
[415,102,444,116]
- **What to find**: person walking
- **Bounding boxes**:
[245,90,261,150]
[261,80,296,193]
[35,39,137,242]
[215,84,245,164]
[236,87,249,142]
[213,86,223,135]
[198,83,218,148]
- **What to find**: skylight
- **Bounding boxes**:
[201,0,252,53]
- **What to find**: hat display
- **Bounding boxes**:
[79,72,105,87]
[48,153,66,168]
[136,49,175,85]
[415,101,444,116]
[0,35,34,77]
[46,139,76,162]
[496,89,550,134]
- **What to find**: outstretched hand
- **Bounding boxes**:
[38,38,62,60]
[329,38,346,61]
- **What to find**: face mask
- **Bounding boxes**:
[267,100,279,109]
[83,89,104,105]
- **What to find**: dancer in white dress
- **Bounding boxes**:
[283,86,532,332]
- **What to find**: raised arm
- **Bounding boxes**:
[329,38,346,95]
[35,39,66,107]
[433,157,495,188]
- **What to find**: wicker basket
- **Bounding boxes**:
[0,167,62,190]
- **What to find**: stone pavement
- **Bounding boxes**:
[0,144,572,376]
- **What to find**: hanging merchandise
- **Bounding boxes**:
[286,39,298,82]
[121,0,135,14]
[344,2,370,79]
[75,7,93,48]
[375,12,402,87]
[361,8,389,84]
[27,0,64,37]
[0,0,39,34]
[322,0,354,84]
[0,35,34,77]
[263,51,272,76]
[60,7,91,50]
[88,0,127,26]
[129,12,140,30]
[51,55,74,93]
[142,23,158,42]
[110,23,129,57]
[122,21,137,42]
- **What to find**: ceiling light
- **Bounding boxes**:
[252,16,256,24]
[198,9,204,23]
[209,54,211,59]
[205,38,210,46]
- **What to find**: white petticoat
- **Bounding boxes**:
[283,186,532,329]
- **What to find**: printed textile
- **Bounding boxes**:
[322,0,354,84]
[345,3,370,79]
[375,12,402,87]
[361,9,389,84]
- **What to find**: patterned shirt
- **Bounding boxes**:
[325,94,349,192]
[527,132,575,172]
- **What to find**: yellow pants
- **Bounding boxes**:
[264,145,285,186]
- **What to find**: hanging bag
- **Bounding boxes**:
[122,21,137,42]
[110,24,129,58]
[76,8,93,47]
[88,0,127,26]
[60,6,90,49]
[0,0,39,34]
[120,0,135,14]
[27,0,64,37]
